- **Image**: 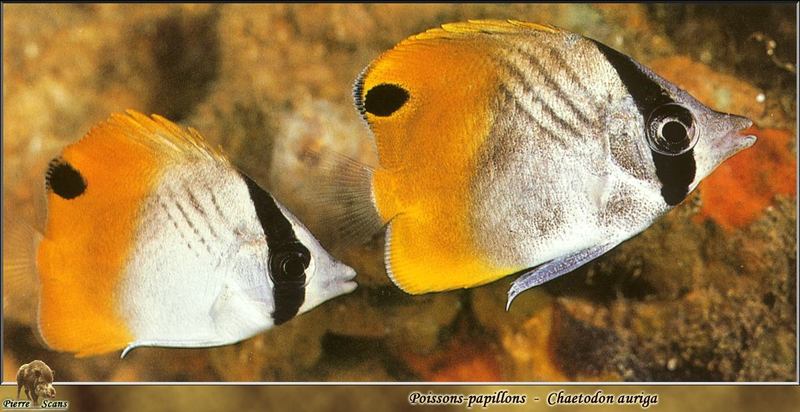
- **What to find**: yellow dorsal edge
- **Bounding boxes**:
[413,19,558,41]
[109,110,230,165]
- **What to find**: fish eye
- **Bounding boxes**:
[45,158,86,199]
[646,103,697,156]
[281,255,305,279]
[364,83,409,117]
[269,243,309,284]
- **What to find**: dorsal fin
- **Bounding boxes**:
[94,110,230,165]
[412,19,558,41]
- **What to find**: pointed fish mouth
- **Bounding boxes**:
[713,114,757,160]
[340,266,358,294]
[297,263,357,314]
[342,280,358,294]
[730,114,756,140]
[725,122,757,152]
[314,261,357,294]
[327,261,358,296]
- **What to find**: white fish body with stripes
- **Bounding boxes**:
[11,111,356,357]
[338,20,756,308]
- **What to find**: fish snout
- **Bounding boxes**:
[298,258,357,314]
[331,262,358,295]
[717,114,757,155]
[704,112,757,164]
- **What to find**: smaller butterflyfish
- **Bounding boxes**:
[10,110,356,357]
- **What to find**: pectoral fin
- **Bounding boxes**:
[506,242,621,310]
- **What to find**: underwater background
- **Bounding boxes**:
[2,3,796,382]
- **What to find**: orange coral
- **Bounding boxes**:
[695,127,796,229]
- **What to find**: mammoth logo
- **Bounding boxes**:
[15,360,56,407]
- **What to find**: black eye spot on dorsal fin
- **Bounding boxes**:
[364,83,409,117]
[45,158,86,199]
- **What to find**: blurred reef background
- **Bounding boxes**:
[2,4,796,382]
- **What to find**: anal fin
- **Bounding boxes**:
[506,242,621,310]
[385,215,505,294]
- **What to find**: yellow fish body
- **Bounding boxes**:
[345,20,755,306]
[31,111,356,357]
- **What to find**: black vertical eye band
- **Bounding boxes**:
[591,39,696,206]
[242,174,309,325]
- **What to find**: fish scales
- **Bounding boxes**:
[120,161,267,343]
[471,28,654,269]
